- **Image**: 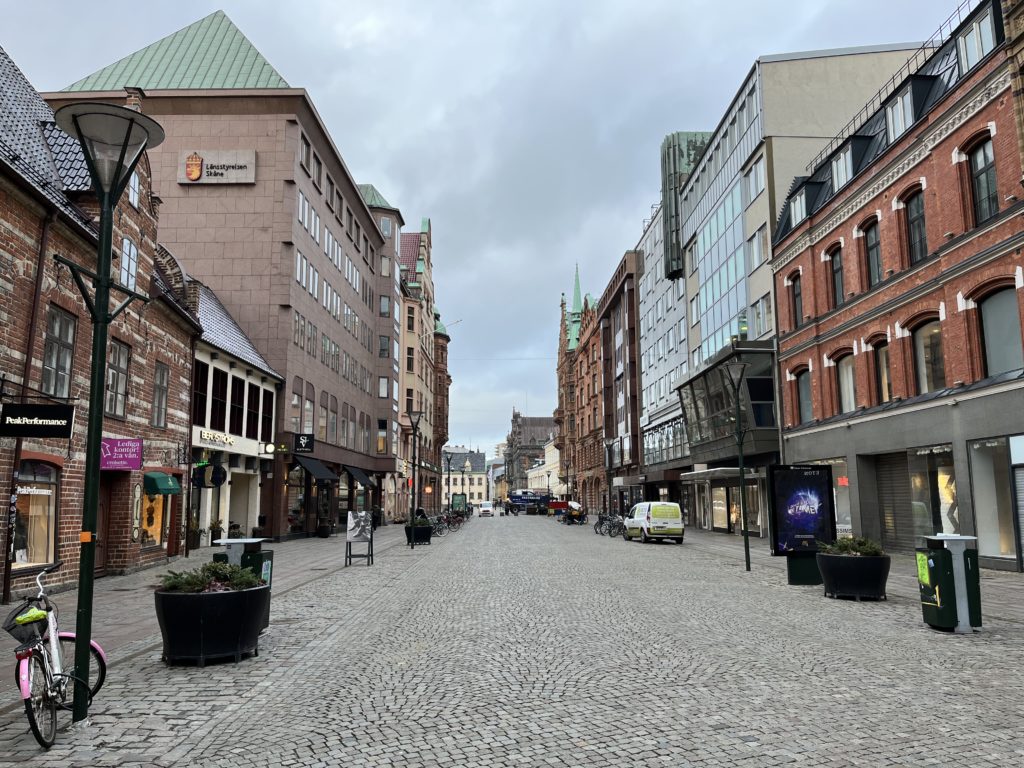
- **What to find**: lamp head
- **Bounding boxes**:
[54,102,164,197]
[408,409,424,430]
[723,359,748,388]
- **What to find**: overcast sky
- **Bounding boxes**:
[5,0,955,457]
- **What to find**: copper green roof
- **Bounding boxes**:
[571,264,582,314]
[358,184,395,210]
[63,11,289,92]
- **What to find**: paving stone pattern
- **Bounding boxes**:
[1,518,1023,766]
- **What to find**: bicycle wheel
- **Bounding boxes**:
[56,636,106,706]
[432,522,448,536]
[24,652,56,749]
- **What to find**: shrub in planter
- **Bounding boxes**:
[816,537,890,601]
[404,515,433,545]
[154,562,269,665]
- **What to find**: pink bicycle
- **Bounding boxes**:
[4,562,107,748]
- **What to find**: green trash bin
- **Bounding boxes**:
[917,535,981,633]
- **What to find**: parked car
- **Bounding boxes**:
[478,501,494,517]
[623,502,684,544]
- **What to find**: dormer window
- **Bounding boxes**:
[831,147,853,192]
[957,9,995,73]
[886,87,914,142]
[790,190,806,225]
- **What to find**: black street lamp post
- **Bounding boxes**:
[445,453,453,514]
[408,410,423,549]
[54,103,164,724]
[724,360,752,572]
[546,470,551,499]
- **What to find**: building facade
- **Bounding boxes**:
[774,0,1024,570]
[504,410,557,492]
[525,439,565,499]
[441,447,487,508]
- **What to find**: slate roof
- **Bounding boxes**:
[0,46,95,234]
[443,448,487,473]
[152,267,202,332]
[41,122,91,191]
[63,11,289,92]
[191,279,281,380]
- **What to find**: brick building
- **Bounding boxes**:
[773,0,1024,570]
[0,47,199,597]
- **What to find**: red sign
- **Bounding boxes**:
[100,438,143,470]
[837,476,850,487]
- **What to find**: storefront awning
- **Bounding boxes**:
[294,455,337,483]
[345,465,375,488]
[677,467,766,481]
[143,471,181,496]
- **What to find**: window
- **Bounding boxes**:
[326,177,335,210]
[836,355,856,414]
[11,460,58,569]
[295,251,306,286]
[379,295,390,317]
[831,147,853,191]
[406,347,414,373]
[152,363,169,428]
[864,221,882,288]
[796,370,812,424]
[128,171,140,207]
[790,191,806,225]
[378,376,389,398]
[290,381,302,433]
[328,396,338,444]
[980,288,1024,376]
[311,154,322,187]
[246,383,260,439]
[790,274,803,328]
[318,392,328,442]
[377,419,388,454]
[906,190,928,265]
[41,306,75,398]
[261,389,275,442]
[745,156,765,202]
[300,134,311,169]
[874,342,892,404]
[886,88,914,141]
[304,387,314,434]
[969,437,1015,559]
[380,217,391,237]
[229,375,245,436]
[105,339,130,417]
[381,255,391,277]
[210,368,228,431]
[746,225,768,270]
[970,139,998,225]
[913,321,946,394]
[193,360,209,427]
[830,248,844,309]
[379,335,390,358]
[958,10,995,73]
[120,237,138,291]
[407,306,415,332]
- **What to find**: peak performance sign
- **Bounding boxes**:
[0,403,75,439]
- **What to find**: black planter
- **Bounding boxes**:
[816,553,891,600]
[404,525,432,545]
[154,585,270,665]
[315,523,332,538]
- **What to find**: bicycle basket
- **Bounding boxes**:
[3,600,45,644]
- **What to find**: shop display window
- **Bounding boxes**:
[141,493,166,547]
[969,437,1016,559]
[907,444,957,539]
[13,461,57,570]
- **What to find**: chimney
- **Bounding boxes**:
[124,87,147,112]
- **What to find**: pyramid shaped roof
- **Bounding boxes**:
[63,11,289,92]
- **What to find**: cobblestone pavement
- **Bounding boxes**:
[1,517,1023,767]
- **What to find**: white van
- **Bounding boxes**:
[623,502,684,544]
[477,501,494,517]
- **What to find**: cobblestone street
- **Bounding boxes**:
[2,516,1023,767]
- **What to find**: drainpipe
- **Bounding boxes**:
[773,335,787,465]
[3,211,54,604]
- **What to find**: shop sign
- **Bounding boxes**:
[767,464,837,555]
[199,430,235,446]
[15,486,52,496]
[294,433,315,453]
[100,438,143,470]
[177,149,256,184]
[0,403,75,438]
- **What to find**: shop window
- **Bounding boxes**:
[210,368,228,431]
[193,360,209,427]
[906,190,928,265]
[246,383,260,440]
[913,320,946,394]
[42,305,76,398]
[151,363,169,428]
[141,492,166,548]
[874,342,893,404]
[105,339,130,417]
[12,461,57,570]
[979,288,1024,376]
[835,355,856,414]
[810,457,852,537]
[229,375,245,436]
[261,389,275,442]
[969,437,1016,559]
[864,221,882,288]
[908,444,957,540]
[970,138,998,226]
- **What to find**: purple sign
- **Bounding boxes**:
[100,438,143,470]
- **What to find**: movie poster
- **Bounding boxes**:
[768,465,836,555]
[347,510,371,542]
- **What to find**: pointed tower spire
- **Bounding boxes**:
[571,263,582,314]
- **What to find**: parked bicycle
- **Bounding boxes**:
[4,562,107,749]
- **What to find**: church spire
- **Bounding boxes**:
[571,263,582,314]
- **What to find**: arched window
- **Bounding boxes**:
[790,274,803,328]
[905,189,928,265]
[795,369,812,424]
[874,342,893,404]
[970,138,998,225]
[913,321,946,394]
[979,288,1023,376]
[829,247,844,309]
[835,355,856,414]
[864,220,882,288]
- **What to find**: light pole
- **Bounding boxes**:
[445,453,453,514]
[408,409,423,549]
[461,459,468,509]
[724,359,751,572]
[54,103,164,724]
[546,470,551,499]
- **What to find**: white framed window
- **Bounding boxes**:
[958,10,995,73]
[745,156,765,203]
[128,171,140,208]
[119,237,138,290]
[380,217,392,237]
[297,190,307,226]
[886,87,914,141]
[295,251,306,285]
[831,147,853,192]
[790,190,806,225]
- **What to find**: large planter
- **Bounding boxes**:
[816,553,891,600]
[404,525,432,545]
[154,585,270,666]
[316,523,332,538]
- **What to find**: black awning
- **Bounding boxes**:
[345,465,375,488]
[294,455,337,483]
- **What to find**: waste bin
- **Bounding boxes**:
[213,538,273,631]
[916,534,981,633]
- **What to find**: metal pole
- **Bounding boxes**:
[736,370,751,573]
[409,426,417,550]
[73,191,113,722]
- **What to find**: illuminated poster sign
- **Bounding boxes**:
[768,464,836,555]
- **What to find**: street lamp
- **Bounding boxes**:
[724,359,751,572]
[445,452,453,514]
[546,470,551,499]
[408,409,423,549]
[461,458,469,509]
[54,103,164,724]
